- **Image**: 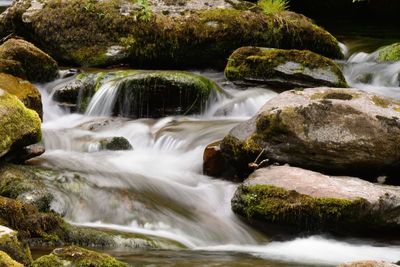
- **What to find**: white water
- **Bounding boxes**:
[34,70,400,266]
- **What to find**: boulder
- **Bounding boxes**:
[225,47,348,89]
[0,251,23,267]
[0,73,42,119]
[220,87,400,179]
[56,70,222,118]
[0,0,343,68]
[0,226,31,266]
[232,165,400,235]
[32,246,128,267]
[203,140,227,177]
[0,38,58,82]
[376,43,400,62]
[0,59,26,79]
[338,261,400,267]
[0,89,41,160]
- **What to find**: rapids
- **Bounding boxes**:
[28,67,400,266]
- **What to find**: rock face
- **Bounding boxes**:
[56,70,221,118]
[0,251,23,267]
[232,165,400,235]
[376,43,400,62]
[32,246,128,267]
[220,87,400,179]
[0,89,41,160]
[0,38,58,82]
[0,73,43,119]
[0,226,31,266]
[225,47,348,89]
[0,0,343,68]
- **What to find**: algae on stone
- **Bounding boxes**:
[0,251,23,267]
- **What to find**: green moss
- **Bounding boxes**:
[311,90,359,101]
[0,251,23,267]
[232,184,369,232]
[33,246,128,267]
[0,91,42,158]
[377,43,400,62]
[371,95,391,108]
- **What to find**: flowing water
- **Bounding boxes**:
[21,22,400,266]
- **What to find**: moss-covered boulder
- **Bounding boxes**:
[0,89,41,161]
[220,87,400,179]
[0,163,53,212]
[225,47,348,89]
[0,73,42,119]
[0,251,23,267]
[0,0,342,68]
[376,43,400,62]
[32,246,128,267]
[338,261,399,267]
[232,165,400,236]
[0,226,31,266]
[56,70,221,118]
[0,38,58,82]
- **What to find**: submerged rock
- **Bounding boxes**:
[0,38,58,82]
[376,43,400,62]
[0,0,342,68]
[99,137,132,151]
[0,250,23,267]
[221,87,400,179]
[0,89,41,161]
[32,246,128,267]
[225,47,348,89]
[232,165,400,236]
[0,226,31,266]
[0,73,43,119]
[55,70,221,118]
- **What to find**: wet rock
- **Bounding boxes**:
[220,87,400,179]
[232,165,400,236]
[0,226,32,266]
[0,0,342,68]
[225,47,348,90]
[338,261,400,267]
[0,250,23,267]
[0,89,41,161]
[0,164,53,212]
[203,141,226,177]
[0,59,26,79]
[32,246,128,267]
[99,137,132,151]
[376,43,400,62]
[0,73,42,119]
[0,38,58,82]
[12,143,45,163]
[55,70,221,118]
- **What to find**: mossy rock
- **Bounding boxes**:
[57,70,221,118]
[0,251,23,267]
[0,163,53,212]
[99,137,132,151]
[0,0,342,68]
[225,46,348,89]
[0,60,26,79]
[0,73,42,119]
[221,87,400,179]
[377,43,400,62]
[232,165,400,236]
[0,89,41,160]
[32,246,128,267]
[0,38,58,83]
[0,226,31,266]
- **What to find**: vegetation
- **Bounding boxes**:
[258,0,289,14]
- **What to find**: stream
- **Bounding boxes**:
[23,21,400,267]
